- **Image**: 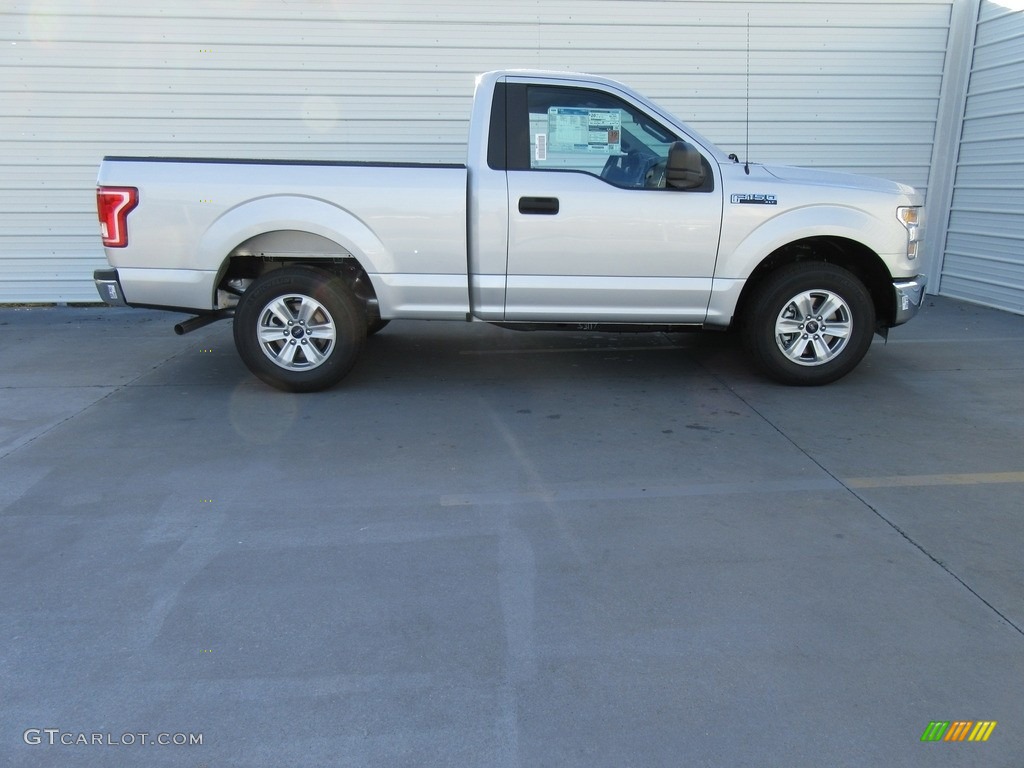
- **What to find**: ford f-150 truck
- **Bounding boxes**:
[94,70,926,391]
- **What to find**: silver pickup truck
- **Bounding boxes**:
[94,70,926,391]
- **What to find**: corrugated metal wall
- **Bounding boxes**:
[939,1,1024,314]
[2,0,952,302]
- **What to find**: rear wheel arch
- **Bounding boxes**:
[213,230,386,332]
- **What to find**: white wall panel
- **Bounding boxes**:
[939,1,1024,314]
[2,0,953,302]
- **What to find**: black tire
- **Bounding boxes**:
[366,317,390,336]
[742,263,875,385]
[233,265,366,392]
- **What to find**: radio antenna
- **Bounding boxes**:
[744,12,751,175]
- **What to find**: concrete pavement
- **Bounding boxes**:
[1,296,1022,767]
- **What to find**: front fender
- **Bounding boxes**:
[716,204,901,280]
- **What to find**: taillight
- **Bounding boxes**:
[96,186,138,248]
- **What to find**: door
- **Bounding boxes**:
[504,84,723,322]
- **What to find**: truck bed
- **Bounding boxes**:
[98,157,471,316]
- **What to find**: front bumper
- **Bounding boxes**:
[892,275,927,326]
[94,268,128,307]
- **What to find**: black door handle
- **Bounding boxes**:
[518,196,560,215]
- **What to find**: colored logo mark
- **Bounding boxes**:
[921,721,997,742]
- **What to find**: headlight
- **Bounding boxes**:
[897,206,922,260]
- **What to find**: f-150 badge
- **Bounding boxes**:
[731,194,777,205]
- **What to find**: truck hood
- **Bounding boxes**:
[761,164,915,196]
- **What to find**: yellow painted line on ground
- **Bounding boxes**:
[844,471,1024,489]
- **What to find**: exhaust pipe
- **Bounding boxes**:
[174,310,234,336]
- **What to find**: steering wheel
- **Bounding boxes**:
[602,152,661,188]
[646,159,668,189]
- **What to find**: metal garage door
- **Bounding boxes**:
[940,1,1024,314]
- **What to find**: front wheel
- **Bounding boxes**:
[233,266,366,392]
[742,263,875,385]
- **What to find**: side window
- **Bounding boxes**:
[523,85,712,191]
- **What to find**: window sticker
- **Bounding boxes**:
[547,107,622,155]
[535,133,547,162]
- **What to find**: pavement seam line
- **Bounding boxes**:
[828,489,1024,638]
[712,374,1024,641]
[0,333,212,462]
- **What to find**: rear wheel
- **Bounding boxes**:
[743,263,875,385]
[233,266,366,392]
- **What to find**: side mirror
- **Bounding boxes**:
[666,141,706,190]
